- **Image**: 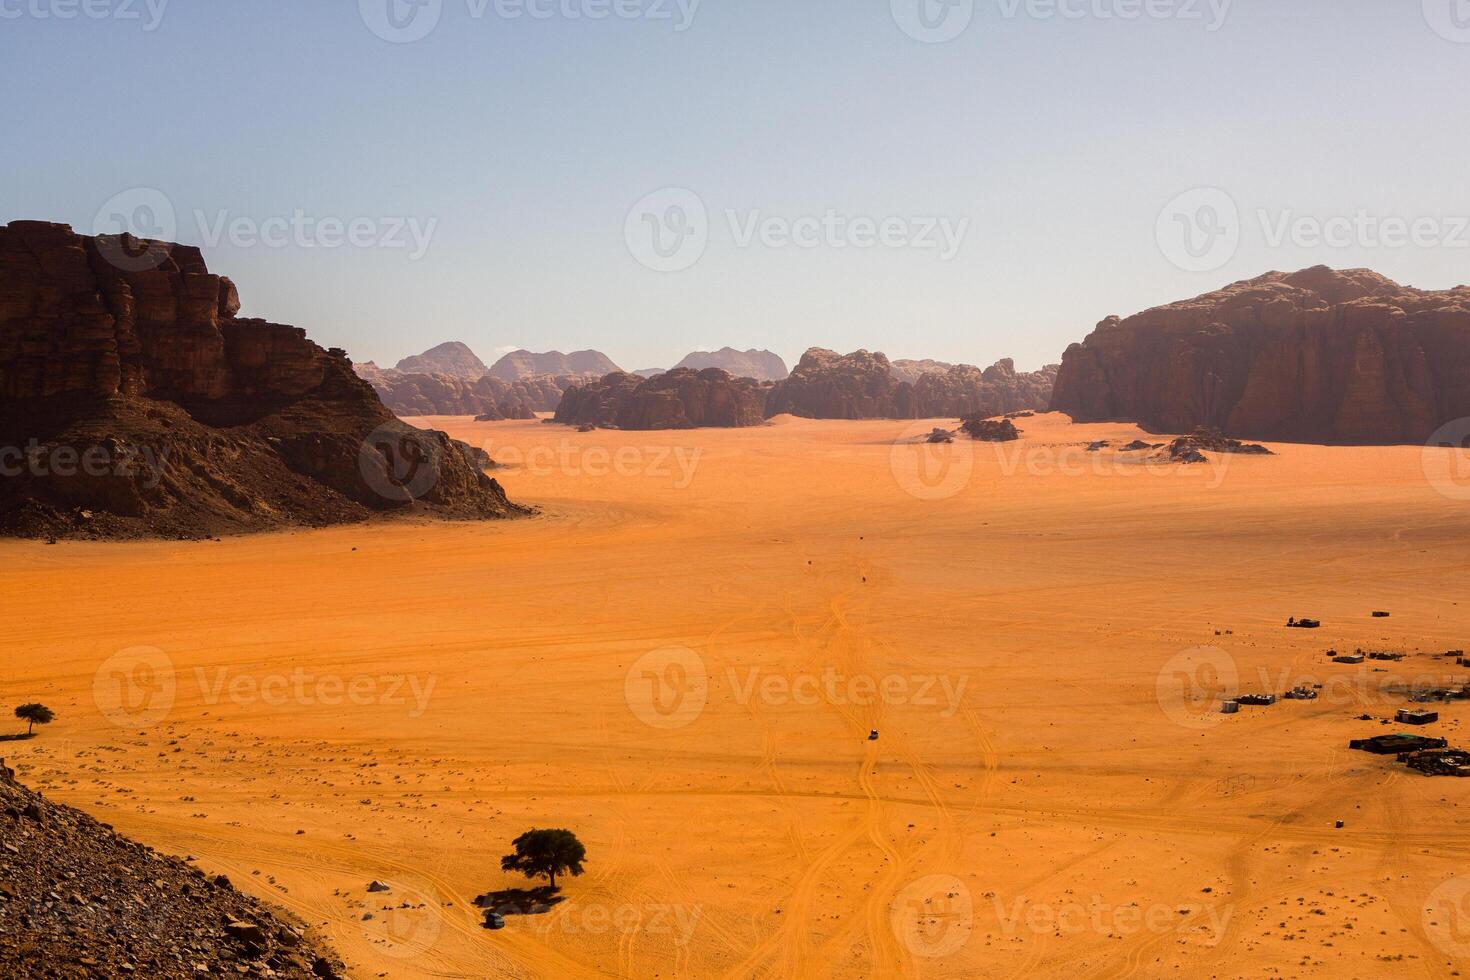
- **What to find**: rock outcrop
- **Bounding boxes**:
[910,359,1060,418]
[356,362,565,419]
[488,349,621,382]
[0,758,344,978]
[1050,267,1470,444]
[394,341,488,379]
[554,368,768,429]
[0,221,525,539]
[764,348,1056,420]
[960,417,1021,442]
[670,348,789,382]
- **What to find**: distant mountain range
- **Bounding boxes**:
[362,342,1055,426]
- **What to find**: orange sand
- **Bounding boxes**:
[4,413,1470,979]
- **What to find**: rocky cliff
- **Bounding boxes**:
[0,221,525,538]
[1050,267,1470,444]
[764,348,1057,420]
[554,368,768,429]
[670,348,789,382]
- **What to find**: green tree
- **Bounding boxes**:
[500,829,586,891]
[15,703,54,736]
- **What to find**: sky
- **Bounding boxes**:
[4,0,1470,373]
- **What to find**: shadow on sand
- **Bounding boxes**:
[474,886,565,917]
[0,733,36,743]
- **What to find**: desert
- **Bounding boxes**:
[5,410,1470,978]
[8,4,1470,977]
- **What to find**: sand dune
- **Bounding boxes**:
[4,413,1470,978]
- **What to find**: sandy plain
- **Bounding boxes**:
[4,412,1470,979]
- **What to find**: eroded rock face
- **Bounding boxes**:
[554,368,768,429]
[911,359,1060,418]
[0,221,525,538]
[764,348,1057,419]
[1050,267,1470,444]
[764,349,910,419]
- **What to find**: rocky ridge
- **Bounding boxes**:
[764,348,1057,420]
[1050,266,1470,444]
[0,758,344,979]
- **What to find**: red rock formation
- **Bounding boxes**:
[554,368,768,429]
[911,359,1060,418]
[356,364,565,419]
[0,221,525,538]
[1051,267,1470,444]
[764,349,910,419]
[764,348,1056,420]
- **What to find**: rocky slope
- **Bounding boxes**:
[393,341,488,379]
[0,758,344,979]
[554,368,768,429]
[0,221,524,539]
[764,348,1057,420]
[670,348,789,382]
[488,349,621,382]
[1051,267,1470,444]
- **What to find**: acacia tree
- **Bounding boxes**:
[15,703,54,736]
[499,829,586,891]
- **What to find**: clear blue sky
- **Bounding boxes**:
[4,0,1468,371]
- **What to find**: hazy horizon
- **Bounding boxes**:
[6,0,1470,372]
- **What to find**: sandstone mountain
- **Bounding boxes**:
[355,361,565,419]
[393,340,488,379]
[764,348,1057,420]
[889,358,955,384]
[0,221,524,539]
[554,368,768,429]
[1050,267,1470,444]
[489,349,621,382]
[0,758,344,979]
[670,348,789,382]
